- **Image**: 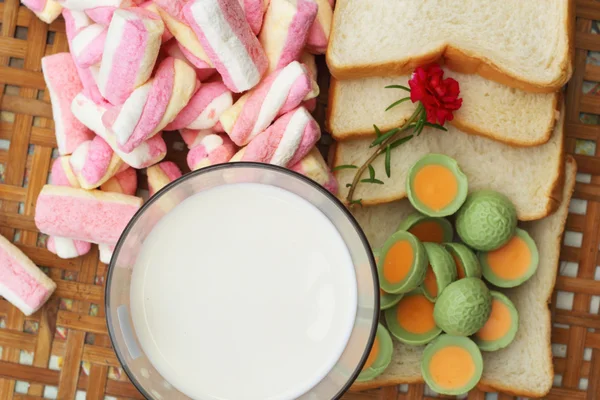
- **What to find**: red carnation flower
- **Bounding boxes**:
[408,64,463,126]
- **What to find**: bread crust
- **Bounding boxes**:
[327,80,560,147]
[326,1,574,93]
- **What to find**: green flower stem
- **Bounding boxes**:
[346,103,425,205]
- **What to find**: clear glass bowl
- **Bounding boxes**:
[106,162,379,400]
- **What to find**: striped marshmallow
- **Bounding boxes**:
[161,40,216,81]
[258,0,318,73]
[220,61,318,146]
[241,107,320,167]
[184,131,238,171]
[102,57,196,153]
[99,244,116,264]
[71,92,167,169]
[69,136,125,190]
[101,167,138,196]
[70,23,107,68]
[41,53,94,155]
[305,0,333,54]
[21,0,63,24]
[184,0,268,93]
[238,0,270,35]
[147,162,183,196]
[56,0,126,11]
[97,8,164,105]
[165,81,233,131]
[153,0,213,69]
[50,156,81,188]
[138,1,174,43]
[289,147,338,194]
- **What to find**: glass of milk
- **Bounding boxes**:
[106,163,379,400]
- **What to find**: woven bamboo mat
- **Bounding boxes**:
[0,0,599,399]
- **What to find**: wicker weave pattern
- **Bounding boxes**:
[0,0,598,399]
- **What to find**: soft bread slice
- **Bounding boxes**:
[327,70,560,146]
[326,0,573,93]
[350,156,577,395]
[333,106,566,221]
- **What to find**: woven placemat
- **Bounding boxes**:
[0,0,599,399]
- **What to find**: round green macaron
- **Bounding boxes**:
[378,231,428,294]
[473,291,519,352]
[397,212,454,243]
[421,243,457,302]
[356,323,394,382]
[443,242,482,280]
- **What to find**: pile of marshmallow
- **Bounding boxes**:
[0,0,338,317]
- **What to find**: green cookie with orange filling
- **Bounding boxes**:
[397,212,454,243]
[406,154,468,217]
[356,323,393,382]
[479,228,539,288]
[473,291,519,352]
[378,231,428,294]
[373,249,403,310]
[385,288,442,345]
[443,242,482,280]
[421,243,457,302]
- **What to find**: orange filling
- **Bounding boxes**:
[429,346,475,390]
[409,221,445,243]
[476,299,512,342]
[413,165,458,211]
[363,336,380,370]
[486,236,531,280]
[396,294,436,334]
[452,254,466,279]
[383,240,414,284]
[423,266,438,298]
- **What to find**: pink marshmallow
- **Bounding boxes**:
[101,167,138,196]
[0,234,57,316]
[186,131,237,170]
[83,1,143,24]
[305,0,333,54]
[70,23,107,68]
[221,61,317,146]
[184,0,268,92]
[303,98,317,112]
[98,244,116,264]
[71,92,167,168]
[102,57,196,153]
[35,185,143,245]
[147,162,183,196]
[42,53,94,156]
[259,0,317,72]
[162,40,216,81]
[138,1,174,42]
[241,106,320,167]
[56,0,126,11]
[50,156,81,188]
[97,8,164,105]
[165,81,233,131]
[289,147,338,194]
[69,136,124,189]
[47,236,92,260]
[21,0,63,23]
[238,0,269,35]
[153,0,214,69]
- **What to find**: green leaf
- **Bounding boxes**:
[368,164,376,180]
[385,85,411,92]
[370,127,400,147]
[345,183,353,188]
[374,124,382,138]
[389,135,414,149]
[360,178,385,185]
[332,164,358,171]
[385,97,411,111]
[423,122,448,131]
[385,145,391,178]
[350,199,363,206]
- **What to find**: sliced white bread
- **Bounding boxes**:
[327,70,560,146]
[326,0,573,93]
[350,156,577,396]
[333,105,566,221]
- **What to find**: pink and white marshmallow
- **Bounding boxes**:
[138,1,174,43]
[35,185,143,245]
[238,0,270,35]
[161,40,216,81]
[50,156,81,188]
[258,0,318,72]
[71,93,167,168]
[241,107,321,167]
[147,161,183,196]
[289,147,338,194]
[69,136,125,189]
[220,61,318,146]
[184,0,268,92]
[82,1,144,25]
[42,53,94,155]
[98,244,116,264]
[102,57,196,152]
[305,0,333,54]
[184,130,237,171]
[153,0,213,69]
[70,23,107,68]
[165,81,233,131]
[56,0,127,10]
[101,167,138,196]
[21,0,63,24]
[0,234,57,316]
[97,8,164,105]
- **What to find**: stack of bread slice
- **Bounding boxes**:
[326,0,575,396]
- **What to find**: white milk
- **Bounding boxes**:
[130,183,357,400]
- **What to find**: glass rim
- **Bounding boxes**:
[105,161,380,400]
